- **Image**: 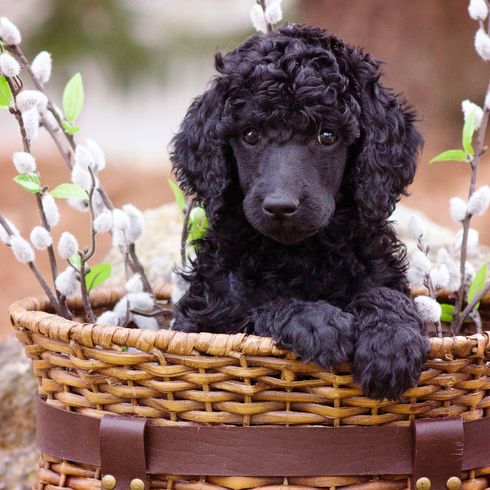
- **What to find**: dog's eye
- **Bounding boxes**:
[242,128,261,145]
[318,129,337,146]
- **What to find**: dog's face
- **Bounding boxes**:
[171,24,422,237]
[229,128,348,244]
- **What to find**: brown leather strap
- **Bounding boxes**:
[412,417,464,490]
[36,397,490,478]
[100,415,149,490]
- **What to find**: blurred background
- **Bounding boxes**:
[1,0,489,340]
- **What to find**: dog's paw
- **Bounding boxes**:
[352,323,429,400]
[255,300,355,369]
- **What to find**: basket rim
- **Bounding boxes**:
[9,285,490,359]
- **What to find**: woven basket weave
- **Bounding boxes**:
[9,285,490,490]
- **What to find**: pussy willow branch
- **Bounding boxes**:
[455,280,490,331]
[7,44,155,298]
[6,44,76,154]
[78,253,95,323]
[257,0,273,32]
[417,237,443,337]
[0,212,63,315]
[452,78,490,333]
[6,77,72,318]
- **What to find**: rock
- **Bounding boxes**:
[0,335,38,489]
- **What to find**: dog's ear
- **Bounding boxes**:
[170,78,230,222]
[346,50,423,223]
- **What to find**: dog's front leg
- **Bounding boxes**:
[249,298,355,370]
[348,287,429,401]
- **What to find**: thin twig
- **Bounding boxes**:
[455,281,490,331]
[257,0,273,32]
[78,253,95,323]
[0,212,63,315]
[452,78,490,332]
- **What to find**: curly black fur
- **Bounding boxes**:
[170,24,429,400]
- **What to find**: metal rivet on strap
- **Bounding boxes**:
[130,479,145,490]
[446,476,462,490]
[101,474,117,489]
[416,477,431,490]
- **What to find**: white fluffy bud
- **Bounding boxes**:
[57,232,79,259]
[0,218,19,245]
[11,235,35,263]
[12,152,36,173]
[467,185,490,216]
[112,209,130,248]
[462,99,484,129]
[71,164,92,192]
[449,197,467,222]
[265,0,282,24]
[127,292,154,312]
[469,0,489,20]
[430,265,450,290]
[133,315,159,330]
[407,250,431,287]
[16,90,48,113]
[171,271,189,305]
[453,228,479,252]
[85,138,106,171]
[0,17,21,45]
[30,226,52,250]
[475,28,490,61]
[67,198,89,213]
[408,215,426,240]
[31,51,52,84]
[41,193,60,228]
[55,267,79,297]
[0,53,20,77]
[75,144,94,170]
[250,4,268,33]
[123,204,144,243]
[93,210,113,234]
[126,274,144,294]
[465,261,476,282]
[411,249,431,275]
[96,311,120,326]
[22,107,39,141]
[414,295,442,323]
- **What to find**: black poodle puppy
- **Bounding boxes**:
[170,24,429,400]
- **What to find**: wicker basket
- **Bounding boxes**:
[9,285,490,490]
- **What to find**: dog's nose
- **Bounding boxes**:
[263,195,299,218]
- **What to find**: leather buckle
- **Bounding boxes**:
[100,414,149,490]
[412,417,464,490]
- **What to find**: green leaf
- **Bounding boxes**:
[188,206,208,242]
[51,183,88,200]
[168,179,186,211]
[62,119,80,134]
[85,262,112,292]
[62,72,84,122]
[0,75,12,109]
[440,303,454,323]
[69,253,81,270]
[467,263,487,311]
[462,106,476,156]
[430,149,468,164]
[13,173,41,193]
